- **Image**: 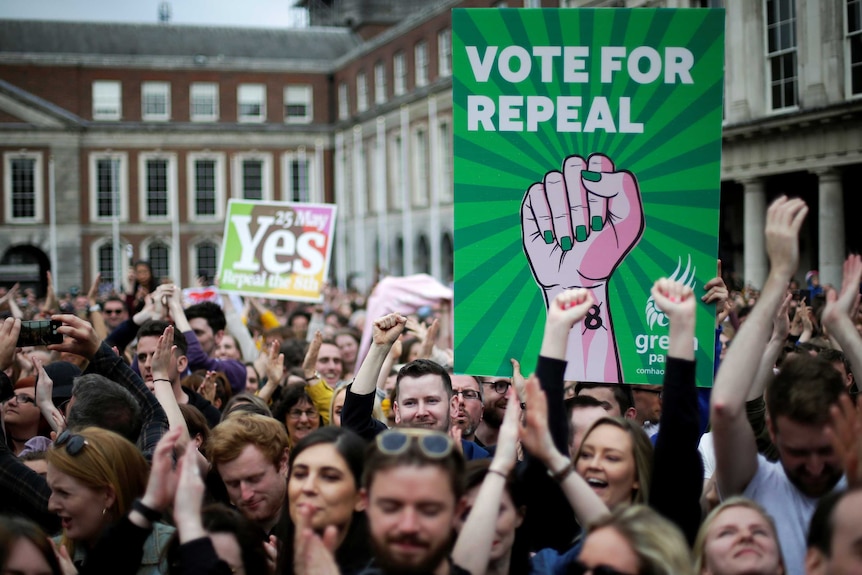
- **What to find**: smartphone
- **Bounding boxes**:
[792,289,810,305]
[16,320,63,347]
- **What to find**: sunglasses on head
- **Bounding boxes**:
[568,560,636,575]
[375,428,454,459]
[55,430,89,456]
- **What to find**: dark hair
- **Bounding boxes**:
[565,395,607,446]
[166,504,268,575]
[288,309,312,327]
[103,295,128,312]
[463,460,530,574]
[806,487,862,556]
[818,348,852,379]
[395,359,452,403]
[137,319,188,356]
[279,339,309,370]
[179,404,210,451]
[184,370,232,411]
[185,302,227,335]
[575,382,634,414]
[221,393,272,420]
[277,427,370,575]
[67,374,142,442]
[132,260,159,292]
[362,430,466,502]
[399,336,421,364]
[272,385,322,433]
[0,515,62,575]
[767,355,847,427]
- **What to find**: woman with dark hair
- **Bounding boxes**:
[277,426,370,575]
[125,260,159,314]
[272,385,322,448]
[0,515,62,575]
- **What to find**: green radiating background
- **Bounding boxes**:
[453,8,725,386]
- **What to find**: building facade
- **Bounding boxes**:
[0,0,858,296]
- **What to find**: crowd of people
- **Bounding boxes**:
[0,194,861,575]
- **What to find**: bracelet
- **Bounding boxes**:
[152,378,171,384]
[132,498,162,523]
[547,460,575,483]
[487,468,508,480]
[305,372,320,382]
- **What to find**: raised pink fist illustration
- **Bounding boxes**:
[521,153,644,382]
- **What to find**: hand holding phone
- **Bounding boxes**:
[16,320,63,347]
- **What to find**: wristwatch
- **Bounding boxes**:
[89,304,101,312]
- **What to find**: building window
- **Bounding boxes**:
[141,82,170,121]
[442,233,454,283]
[139,155,175,219]
[365,141,376,213]
[415,235,430,274]
[233,154,271,201]
[188,154,224,219]
[394,52,407,96]
[190,83,219,121]
[284,85,313,123]
[412,127,429,206]
[415,41,428,88]
[438,28,452,77]
[766,0,797,110]
[374,61,387,104]
[524,0,540,6]
[357,72,368,113]
[437,120,453,202]
[284,152,315,203]
[238,84,266,122]
[90,154,127,222]
[147,241,170,281]
[848,0,862,95]
[97,242,116,286]
[389,133,403,210]
[195,241,219,283]
[338,82,349,120]
[4,152,43,223]
[92,81,121,120]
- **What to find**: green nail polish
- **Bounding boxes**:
[582,170,602,182]
[561,236,573,251]
[591,216,603,231]
[543,230,554,244]
[575,225,587,242]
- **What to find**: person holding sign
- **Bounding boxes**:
[522,153,644,383]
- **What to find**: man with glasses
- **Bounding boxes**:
[474,377,512,449]
[450,375,483,443]
[297,428,470,575]
[101,296,129,331]
[342,313,489,460]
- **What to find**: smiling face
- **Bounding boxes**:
[770,415,843,498]
[575,423,639,509]
[285,398,320,446]
[335,334,359,366]
[46,465,114,546]
[315,343,343,387]
[701,505,783,575]
[394,374,451,432]
[215,334,242,361]
[287,443,363,534]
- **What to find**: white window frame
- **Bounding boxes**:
[89,152,129,222]
[187,152,226,220]
[282,151,317,203]
[284,85,313,124]
[141,82,171,121]
[411,124,429,207]
[91,237,127,292]
[232,153,273,201]
[846,0,862,98]
[764,0,798,112]
[190,82,219,122]
[438,28,452,77]
[138,153,177,221]
[237,84,266,123]
[188,238,221,286]
[437,118,453,203]
[92,80,122,121]
[142,237,172,283]
[394,52,407,96]
[388,132,404,210]
[374,61,387,104]
[3,152,44,224]
[415,41,429,88]
[338,82,349,120]
[357,72,368,113]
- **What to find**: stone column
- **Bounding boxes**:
[814,167,844,288]
[742,178,767,289]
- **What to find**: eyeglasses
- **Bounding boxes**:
[568,560,636,575]
[10,393,36,405]
[103,308,125,315]
[287,409,318,420]
[453,389,481,401]
[376,429,454,459]
[54,430,89,456]
[482,380,511,395]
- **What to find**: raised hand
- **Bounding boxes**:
[650,278,696,324]
[33,356,65,433]
[372,313,407,346]
[0,317,21,372]
[764,196,808,279]
[48,314,100,360]
[142,427,185,514]
[822,255,862,327]
[302,331,323,380]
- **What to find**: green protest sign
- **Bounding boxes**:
[453,8,724,387]
[217,200,336,302]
